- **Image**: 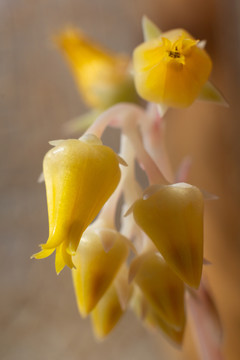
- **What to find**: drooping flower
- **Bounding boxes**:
[72,225,130,316]
[131,287,185,346]
[133,20,213,108]
[32,134,123,273]
[56,28,139,110]
[131,183,204,288]
[130,251,185,330]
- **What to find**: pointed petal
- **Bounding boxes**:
[197,40,207,49]
[157,104,168,118]
[49,140,65,146]
[55,244,66,275]
[198,81,228,106]
[31,247,55,259]
[200,188,219,200]
[142,16,162,41]
[117,155,128,166]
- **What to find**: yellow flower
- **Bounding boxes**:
[131,287,185,345]
[133,23,212,108]
[32,134,123,273]
[56,28,138,110]
[72,225,129,316]
[130,251,185,330]
[131,183,204,288]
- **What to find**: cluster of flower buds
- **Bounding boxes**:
[33,17,225,347]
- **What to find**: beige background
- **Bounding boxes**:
[1,0,240,359]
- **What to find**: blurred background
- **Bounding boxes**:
[1,0,240,359]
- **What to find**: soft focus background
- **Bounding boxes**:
[1,1,240,359]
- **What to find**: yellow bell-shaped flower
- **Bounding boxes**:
[32,134,122,273]
[56,28,138,110]
[132,183,204,288]
[131,287,185,346]
[72,226,129,317]
[145,303,185,346]
[131,252,185,329]
[133,27,212,108]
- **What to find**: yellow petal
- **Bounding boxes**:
[132,252,185,329]
[132,183,204,288]
[31,247,54,259]
[72,227,129,316]
[91,282,123,339]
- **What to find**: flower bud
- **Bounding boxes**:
[131,252,185,329]
[56,28,139,110]
[72,226,129,316]
[131,287,185,345]
[132,183,204,288]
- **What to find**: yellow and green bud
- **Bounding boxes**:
[131,251,185,329]
[132,183,204,288]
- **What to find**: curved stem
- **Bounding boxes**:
[83,103,168,185]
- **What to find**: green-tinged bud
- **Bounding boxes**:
[72,227,129,317]
[130,252,185,329]
[132,183,204,288]
[32,135,122,273]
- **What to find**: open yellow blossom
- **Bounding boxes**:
[133,25,212,108]
[131,183,204,288]
[32,134,123,273]
[56,28,138,110]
